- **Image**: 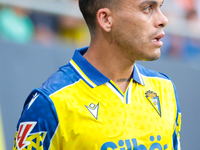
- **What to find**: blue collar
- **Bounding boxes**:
[70,47,145,87]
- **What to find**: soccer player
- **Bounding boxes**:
[13,0,181,149]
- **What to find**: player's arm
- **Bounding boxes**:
[13,89,60,150]
[172,83,181,150]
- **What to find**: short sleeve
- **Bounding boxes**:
[13,89,59,150]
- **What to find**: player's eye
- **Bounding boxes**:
[160,1,164,8]
[144,5,152,13]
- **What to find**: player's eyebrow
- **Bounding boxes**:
[139,0,164,7]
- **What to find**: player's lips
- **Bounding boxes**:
[151,33,165,46]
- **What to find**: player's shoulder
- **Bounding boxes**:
[15,89,59,150]
[19,88,58,126]
[41,63,81,96]
[135,63,171,81]
[22,88,55,112]
[21,63,81,117]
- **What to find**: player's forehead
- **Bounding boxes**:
[119,0,164,6]
[139,0,164,6]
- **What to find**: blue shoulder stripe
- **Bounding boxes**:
[40,64,81,96]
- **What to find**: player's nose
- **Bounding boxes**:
[155,9,168,28]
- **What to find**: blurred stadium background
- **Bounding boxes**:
[0,0,199,149]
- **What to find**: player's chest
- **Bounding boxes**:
[58,89,176,150]
[71,83,176,127]
[55,82,176,149]
[71,91,176,135]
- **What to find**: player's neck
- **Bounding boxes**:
[84,43,134,93]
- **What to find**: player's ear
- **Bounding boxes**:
[96,8,113,32]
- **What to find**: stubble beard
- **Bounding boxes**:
[114,33,161,62]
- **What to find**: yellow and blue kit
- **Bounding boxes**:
[13,47,181,150]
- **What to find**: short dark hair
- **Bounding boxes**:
[79,0,117,33]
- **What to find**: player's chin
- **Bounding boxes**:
[146,48,161,61]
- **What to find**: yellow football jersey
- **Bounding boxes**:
[13,47,181,150]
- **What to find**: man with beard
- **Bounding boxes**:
[13,0,181,149]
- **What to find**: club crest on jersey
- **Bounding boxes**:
[145,90,161,117]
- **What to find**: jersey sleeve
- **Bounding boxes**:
[172,83,181,150]
[13,89,60,150]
